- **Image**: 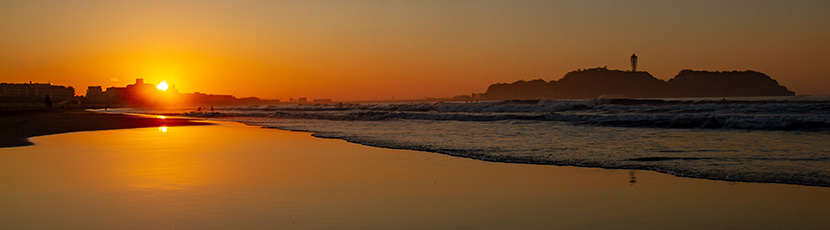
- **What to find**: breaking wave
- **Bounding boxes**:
[183,97,830,131]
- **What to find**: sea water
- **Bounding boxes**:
[154,96,830,186]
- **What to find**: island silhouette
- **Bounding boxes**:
[483,67,795,100]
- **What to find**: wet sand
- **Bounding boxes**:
[0,120,828,229]
[0,110,207,147]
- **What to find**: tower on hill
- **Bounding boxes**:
[631,53,638,72]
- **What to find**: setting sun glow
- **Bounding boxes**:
[157,81,169,91]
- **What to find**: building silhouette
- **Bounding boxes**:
[0,82,75,104]
[631,53,638,72]
[81,78,279,107]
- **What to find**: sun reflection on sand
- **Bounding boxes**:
[113,126,216,190]
[52,125,228,191]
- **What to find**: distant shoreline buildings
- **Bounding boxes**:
[0,78,282,108]
[0,82,75,106]
[1,78,341,109]
[83,78,279,107]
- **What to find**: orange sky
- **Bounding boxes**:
[1,1,828,100]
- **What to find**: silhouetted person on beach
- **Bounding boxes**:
[45,95,53,111]
[210,106,214,112]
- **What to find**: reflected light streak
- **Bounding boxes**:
[109,125,221,191]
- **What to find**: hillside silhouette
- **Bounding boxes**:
[484,68,795,100]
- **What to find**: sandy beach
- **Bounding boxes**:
[1,117,828,229]
[0,110,207,147]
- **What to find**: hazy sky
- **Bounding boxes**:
[1,0,828,100]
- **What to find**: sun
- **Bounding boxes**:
[157,81,169,91]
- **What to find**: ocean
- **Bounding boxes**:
[136,96,830,187]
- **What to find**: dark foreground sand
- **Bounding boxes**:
[0,110,206,147]
[1,120,828,229]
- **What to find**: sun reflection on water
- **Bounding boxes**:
[110,125,223,191]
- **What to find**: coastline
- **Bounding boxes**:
[0,110,207,148]
[10,108,824,188]
[1,120,827,229]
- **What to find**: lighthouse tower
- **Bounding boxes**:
[630,53,638,72]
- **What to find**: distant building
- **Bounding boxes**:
[189,92,235,101]
[86,86,103,96]
[104,87,126,99]
[121,78,162,105]
[312,98,332,103]
[167,84,179,94]
[85,86,104,103]
[81,78,158,106]
[0,82,75,103]
[83,85,122,105]
[298,97,307,103]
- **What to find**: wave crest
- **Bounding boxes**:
[181,98,830,131]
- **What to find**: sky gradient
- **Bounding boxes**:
[2,0,828,100]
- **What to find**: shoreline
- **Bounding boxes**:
[4,110,827,188]
[236,119,830,188]
[2,120,827,229]
[0,110,208,148]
